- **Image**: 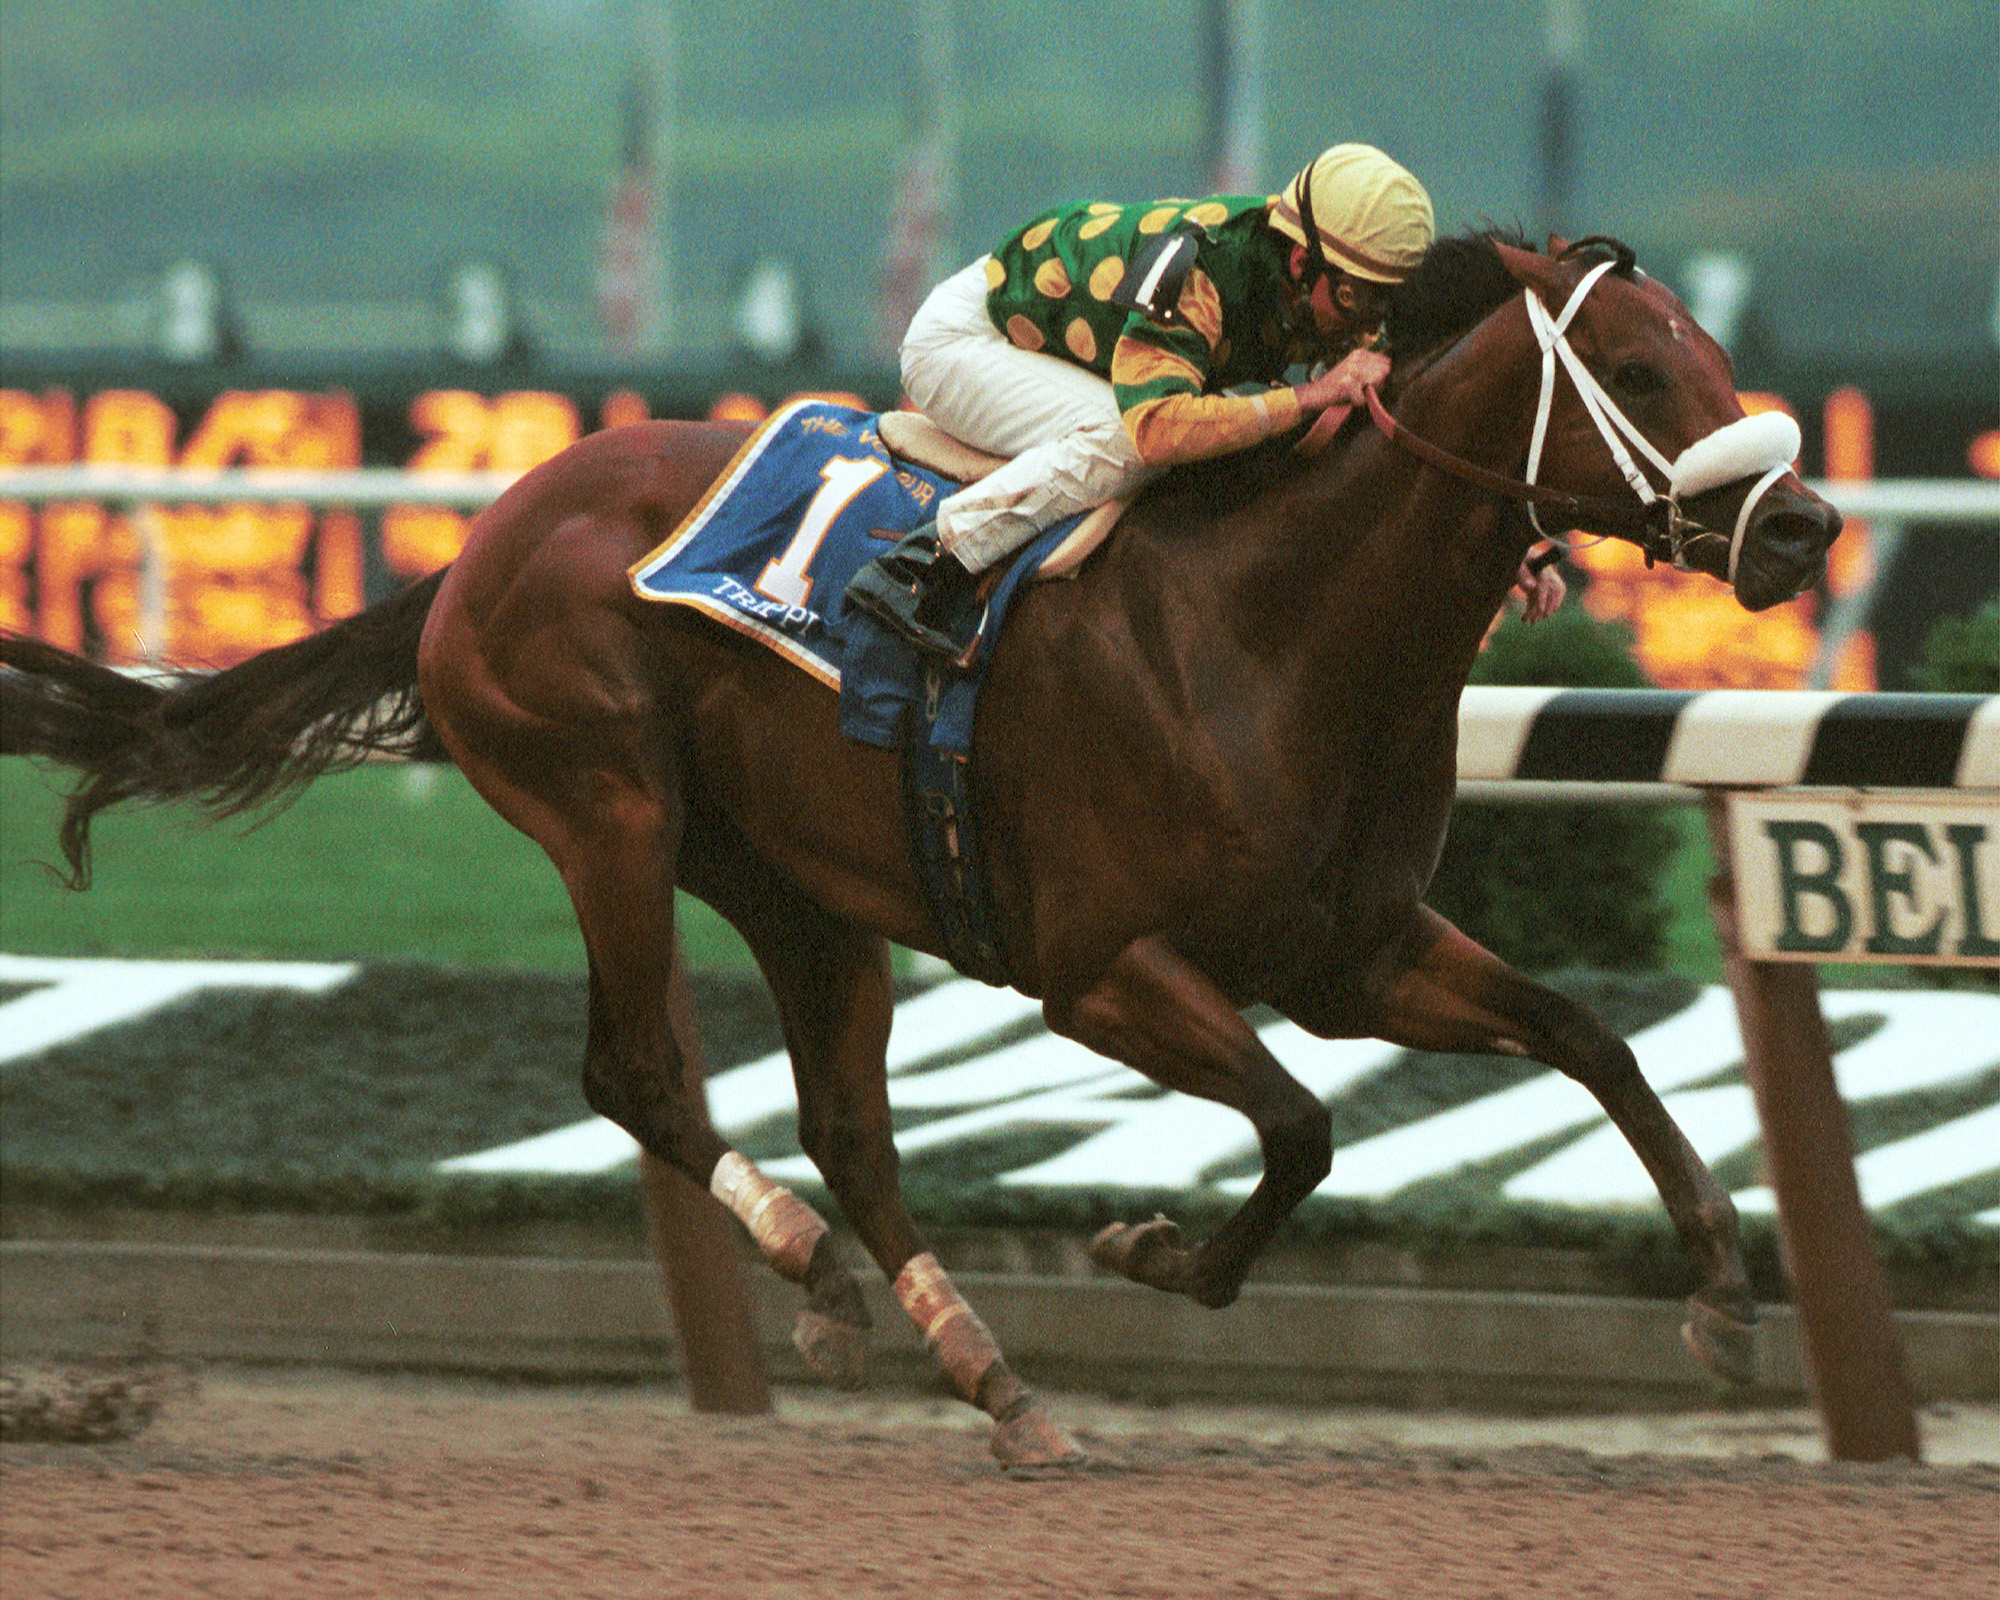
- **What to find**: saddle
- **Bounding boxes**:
[875,410,1126,580]
[626,399,1125,988]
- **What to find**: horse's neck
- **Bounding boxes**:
[1078,305,1543,768]
[1250,322,1543,692]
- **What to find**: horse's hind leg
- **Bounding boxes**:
[432,700,840,1320]
[687,845,1083,1469]
[682,843,879,1390]
[521,780,866,1325]
[1369,908,1756,1385]
[1048,935,1333,1311]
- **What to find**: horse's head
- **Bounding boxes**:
[1492,238,1841,613]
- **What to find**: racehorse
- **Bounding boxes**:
[1,233,1839,1468]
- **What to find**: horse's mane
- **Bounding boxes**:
[1384,227,1531,360]
[1387,228,1641,360]
[1155,228,1632,513]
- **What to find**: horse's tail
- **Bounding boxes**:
[0,567,450,887]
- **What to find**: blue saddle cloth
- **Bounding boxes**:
[627,398,1077,755]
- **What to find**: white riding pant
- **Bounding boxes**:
[900,257,1160,572]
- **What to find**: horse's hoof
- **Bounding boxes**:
[793,1307,869,1390]
[990,1404,1086,1474]
[1682,1291,1758,1388]
[1089,1214,1187,1292]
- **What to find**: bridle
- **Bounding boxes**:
[1366,247,1801,584]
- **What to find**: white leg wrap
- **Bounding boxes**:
[709,1151,827,1282]
[893,1252,1012,1407]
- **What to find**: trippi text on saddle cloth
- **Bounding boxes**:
[711,573,821,633]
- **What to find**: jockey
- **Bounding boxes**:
[848,143,1521,660]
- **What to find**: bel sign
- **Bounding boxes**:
[1725,792,2000,965]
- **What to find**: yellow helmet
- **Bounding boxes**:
[1270,144,1434,283]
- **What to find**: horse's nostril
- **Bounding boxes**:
[1759,508,1840,564]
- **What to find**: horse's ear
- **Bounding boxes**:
[1546,233,1572,256]
[1493,239,1569,300]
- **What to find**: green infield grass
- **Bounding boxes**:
[1654,807,1722,982]
[1,757,752,973]
[6,755,1960,993]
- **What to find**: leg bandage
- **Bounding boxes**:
[893,1252,1023,1414]
[709,1151,827,1282]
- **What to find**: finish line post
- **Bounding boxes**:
[1705,796,1920,1462]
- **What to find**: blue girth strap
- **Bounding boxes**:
[899,664,1010,986]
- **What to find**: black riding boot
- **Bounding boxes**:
[844,524,983,662]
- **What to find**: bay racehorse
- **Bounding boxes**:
[1,233,1839,1467]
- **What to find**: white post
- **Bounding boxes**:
[640,0,680,354]
[1206,0,1268,193]
[1540,0,1585,241]
[876,0,960,357]
[134,502,170,666]
[916,0,959,261]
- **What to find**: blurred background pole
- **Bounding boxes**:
[640,0,680,353]
[640,952,771,1414]
[1540,0,1584,243]
[596,60,662,354]
[1203,0,1267,193]
[876,0,959,359]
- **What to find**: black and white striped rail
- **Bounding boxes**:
[1456,688,1999,801]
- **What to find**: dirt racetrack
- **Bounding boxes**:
[3,1369,1995,1600]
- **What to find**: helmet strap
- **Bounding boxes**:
[1292,157,1332,298]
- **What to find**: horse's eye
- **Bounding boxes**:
[1613,361,1665,396]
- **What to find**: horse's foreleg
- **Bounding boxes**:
[696,855,1081,1468]
[887,1249,1083,1470]
[1050,935,1332,1311]
[777,943,1083,1468]
[1370,908,1756,1385]
[685,858,888,1390]
[783,944,1081,1465]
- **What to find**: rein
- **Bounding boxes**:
[1362,385,1649,536]
[1364,256,1802,579]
